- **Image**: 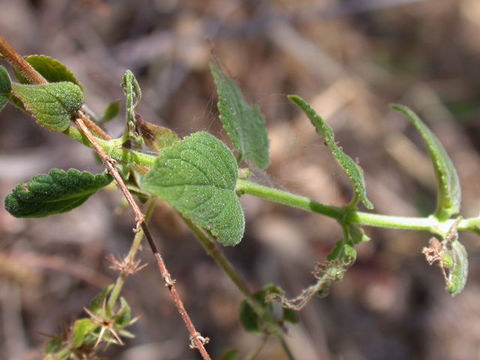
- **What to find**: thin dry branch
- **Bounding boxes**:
[0,36,211,360]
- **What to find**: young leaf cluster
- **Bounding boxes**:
[44,286,137,360]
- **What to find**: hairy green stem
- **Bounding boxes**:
[58,129,480,235]
[63,126,155,167]
[236,179,344,218]
[236,179,476,235]
[107,199,156,311]
[62,126,480,235]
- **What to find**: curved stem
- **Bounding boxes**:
[51,125,480,236]
[236,179,476,235]
[236,179,344,219]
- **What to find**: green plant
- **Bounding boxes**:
[1,36,479,359]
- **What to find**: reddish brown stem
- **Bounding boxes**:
[0,36,211,359]
[0,37,47,84]
[141,224,211,358]
[0,36,110,139]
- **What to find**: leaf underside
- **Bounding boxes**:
[142,131,245,246]
[14,55,82,88]
[11,82,84,132]
[136,113,179,153]
[289,95,373,209]
[4,168,112,218]
[391,104,461,221]
[210,63,269,170]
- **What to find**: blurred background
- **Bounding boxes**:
[1,0,480,359]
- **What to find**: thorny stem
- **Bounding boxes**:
[140,222,211,359]
[0,36,211,360]
[73,113,145,229]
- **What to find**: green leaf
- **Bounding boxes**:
[142,131,245,246]
[326,239,356,264]
[0,65,11,112]
[14,55,82,88]
[123,70,141,126]
[43,336,64,360]
[323,229,357,287]
[239,285,280,333]
[136,113,179,153]
[210,63,269,170]
[282,308,299,324]
[4,168,112,218]
[391,104,461,221]
[43,337,63,354]
[72,318,97,348]
[445,239,468,296]
[115,297,132,326]
[122,70,141,112]
[11,82,84,132]
[423,223,468,297]
[101,100,120,122]
[88,285,114,314]
[239,300,260,333]
[289,95,373,209]
[347,223,370,244]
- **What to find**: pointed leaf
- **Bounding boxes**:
[210,63,269,169]
[14,55,82,88]
[136,113,179,153]
[391,104,461,221]
[11,82,84,132]
[88,285,114,314]
[282,308,299,324]
[289,95,373,209]
[4,168,112,218]
[72,318,97,348]
[122,69,141,125]
[347,224,370,244]
[142,132,245,246]
[0,65,11,112]
[116,297,132,326]
[101,100,120,122]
